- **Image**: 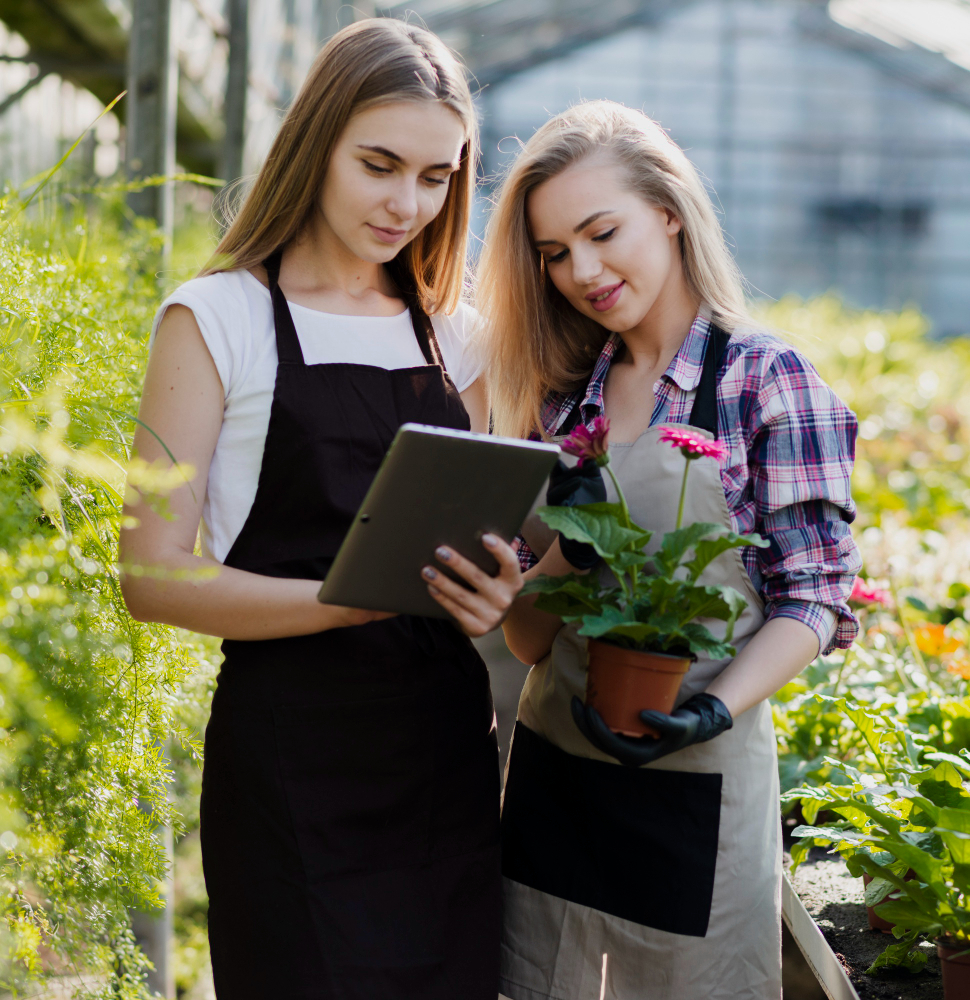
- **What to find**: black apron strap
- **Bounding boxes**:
[264,250,446,371]
[408,301,446,370]
[263,251,305,366]
[688,322,731,438]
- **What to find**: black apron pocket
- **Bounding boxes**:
[273,693,434,882]
[501,721,722,937]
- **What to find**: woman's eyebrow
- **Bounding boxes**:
[534,210,616,247]
[572,210,614,233]
[356,144,455,170]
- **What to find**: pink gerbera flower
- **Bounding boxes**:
[849,577,892,608]
[562,415,611,467]
[659,425,728,462]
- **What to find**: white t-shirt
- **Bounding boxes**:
[150,269,485,563]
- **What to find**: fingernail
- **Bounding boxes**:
[422,566,437,580]
[482,533,498,547]
[435,547,451,561]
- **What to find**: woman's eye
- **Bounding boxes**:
[547,248,568,264]
[592,227,616,243]
[423,175,448,186]
[363,160,392,175]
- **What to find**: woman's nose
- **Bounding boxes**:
[386,178,419,222]
[571,248,603,287]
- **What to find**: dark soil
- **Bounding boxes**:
[785,838,942,1000]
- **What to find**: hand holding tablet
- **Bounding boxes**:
[317,423,560,619]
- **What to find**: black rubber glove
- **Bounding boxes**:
[570,692,733,767]
[547,459,606,570]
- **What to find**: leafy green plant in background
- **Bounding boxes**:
[786,697,970,972]
[757,296,970,532]
[0,160,221,997]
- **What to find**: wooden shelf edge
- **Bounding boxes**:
[782,872,861,1000]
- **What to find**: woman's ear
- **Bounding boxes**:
[665,208,683,237]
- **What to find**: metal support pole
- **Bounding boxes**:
[221,0,249,185]
[125,0,178,257]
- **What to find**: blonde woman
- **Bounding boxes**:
[119,20,521,999]
[478,101,861,999]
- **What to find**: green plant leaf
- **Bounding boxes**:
[789,839,811,872]
[870,899,940,931]
[864,876,897,907]
[536,504,652,557]
[678,622,735,660]
[575,606,657,645]
[612,549,650,571]
[683,531,769,582]
[652,522,724,576]
[935,808,970,865]
[918,778,970,810]
[866,932,929,974]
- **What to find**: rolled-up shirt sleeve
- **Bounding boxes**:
[747,352,862,653]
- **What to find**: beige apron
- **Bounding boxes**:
[499,332,782,1000]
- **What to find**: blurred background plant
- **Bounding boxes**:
[0,157,221,998]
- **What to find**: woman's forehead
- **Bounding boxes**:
[341,101,466,167]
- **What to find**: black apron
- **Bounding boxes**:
[199,254,501,1000]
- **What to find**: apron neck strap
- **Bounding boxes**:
[263,251,447,371]
[263,251,306,366]
[408,300,446,369]
[688,322,731,438]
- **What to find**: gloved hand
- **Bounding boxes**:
[570,692,733,767]
[547,459,606,570]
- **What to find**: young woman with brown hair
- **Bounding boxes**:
[119,19,520,999]
[478,101,861,999]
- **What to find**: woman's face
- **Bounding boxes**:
[526,156,685,333]
[321,100,466,263]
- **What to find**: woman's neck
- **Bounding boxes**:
[616,262,700,374]
[271,215,405,317]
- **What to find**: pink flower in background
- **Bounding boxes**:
[659,425,728,462]
[849,577,892,608]
[562,415,611,467]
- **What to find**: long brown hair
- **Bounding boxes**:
[202,18,478,314]
[477,100,750,437]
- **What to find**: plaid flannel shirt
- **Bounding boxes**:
[523,315,861,654]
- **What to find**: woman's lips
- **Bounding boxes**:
[587,281,625,313]
[367,224,408,244]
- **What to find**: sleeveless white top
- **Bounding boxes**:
[150,270,485,563]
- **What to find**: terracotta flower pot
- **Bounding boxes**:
[937,938,970,999]
[586,639,691,737]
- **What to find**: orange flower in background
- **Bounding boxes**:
[914,623,961,657]
[947,651,970,680]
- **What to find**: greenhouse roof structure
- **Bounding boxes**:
[374,0,970,108]
[3,0,970,174]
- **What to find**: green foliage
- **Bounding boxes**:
[786,697,970,970]
[0,186,220,996]
[757,296,970,531]
[523,489,767,657]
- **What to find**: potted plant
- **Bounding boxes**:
[523,417,767,736]
[788,696,970,993]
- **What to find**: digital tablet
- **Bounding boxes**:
[317,423,560,618]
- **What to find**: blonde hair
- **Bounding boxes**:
[202,18,477,315]
[478,100,749,438]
